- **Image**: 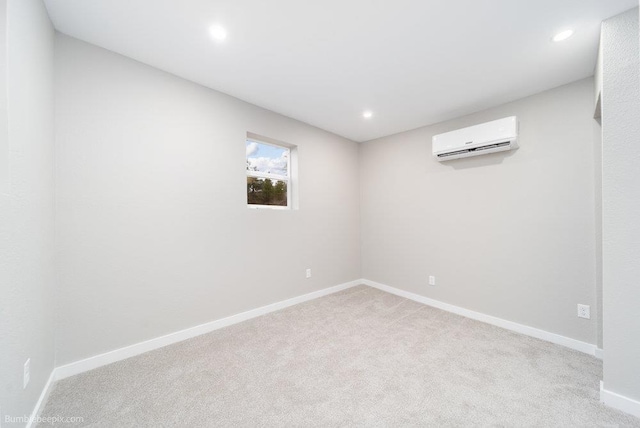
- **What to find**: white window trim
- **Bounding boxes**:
[246,138,291,210]
[247,204,290,210]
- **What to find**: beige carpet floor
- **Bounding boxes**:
[39,285,640,427]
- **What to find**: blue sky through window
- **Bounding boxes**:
[246,140,288,176]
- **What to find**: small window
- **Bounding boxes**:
[246,139,290,208]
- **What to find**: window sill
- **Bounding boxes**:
[247,204,290,210]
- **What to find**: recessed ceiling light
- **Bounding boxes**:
[210,24,227,42]
[362,110,373,119]
[552,29,574,42]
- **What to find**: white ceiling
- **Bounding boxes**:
[44,0,636,142]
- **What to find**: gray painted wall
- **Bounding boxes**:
[594,124,603,350]
[0,0,55,422]
[360,78,599,345]
[54,35,361,365]
[593,31,604,351]
[601,8,640,402]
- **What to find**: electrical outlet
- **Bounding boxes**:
[23,358,30,389]
[306,268,312,279]
[428,275,436,286]
[577,304,590,319]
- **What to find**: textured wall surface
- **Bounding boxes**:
[601,8,640,401]
[360,78,599,345]
[54,35,361,365]
[0,0,55,422]
[594,121,603,350]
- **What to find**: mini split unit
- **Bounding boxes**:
[432,116,519,161]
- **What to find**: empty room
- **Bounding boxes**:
[1,0,640,426]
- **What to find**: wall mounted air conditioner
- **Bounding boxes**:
[432,116,518,161]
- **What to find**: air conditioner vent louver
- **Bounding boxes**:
[437,141,511,158]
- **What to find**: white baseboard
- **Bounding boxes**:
[601,381,640,418]
[54,278,599,382]
[362,279,598,357]
[25,369,56,428]
[32,278,612,422]
[54,279,361,380]
[595,348,604,360]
